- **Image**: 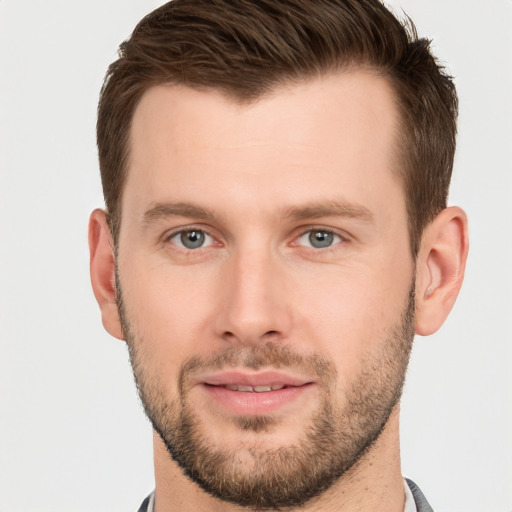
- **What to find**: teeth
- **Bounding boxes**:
[223,384,286,392]
[253,386,272,392]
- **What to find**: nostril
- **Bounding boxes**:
[261,330,283,342]
[219,329,284,345]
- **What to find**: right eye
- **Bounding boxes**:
[168,229,214,250]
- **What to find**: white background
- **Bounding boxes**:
[0,1,511,511]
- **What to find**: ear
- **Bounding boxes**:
[415,206,469,336]
[88,209,124,340]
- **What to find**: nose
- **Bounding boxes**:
[213,246,292,346]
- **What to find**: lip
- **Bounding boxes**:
[200,370,312,388]
[197,370,316,416]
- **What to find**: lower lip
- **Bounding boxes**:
[201,384,314,416]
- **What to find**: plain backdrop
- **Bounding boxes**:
[0,1,511,511]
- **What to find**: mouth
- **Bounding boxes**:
[197,370,316,416]
[213,383,288,392]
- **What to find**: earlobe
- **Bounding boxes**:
[415,206,469,336]
[88,209,124,340]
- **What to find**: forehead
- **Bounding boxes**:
[125,71,403,222]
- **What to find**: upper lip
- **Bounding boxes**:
[198,370,314,388]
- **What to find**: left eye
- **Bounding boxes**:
[297,230,342,249]
[169,229,213,249]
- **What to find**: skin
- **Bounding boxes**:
[89,71,468,511]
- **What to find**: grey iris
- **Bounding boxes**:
[181,230,205,249]
[309,230,334,248]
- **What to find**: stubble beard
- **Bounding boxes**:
[117,277,415,510]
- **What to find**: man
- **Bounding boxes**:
[88,0,468,510]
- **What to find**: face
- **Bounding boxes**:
[116,72,416,508]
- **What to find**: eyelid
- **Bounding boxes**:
[292,226,350,245]
[162,224,220,249]
[299,230,340,248]
[160,224,349,251]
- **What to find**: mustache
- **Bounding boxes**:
[178,343,336,395]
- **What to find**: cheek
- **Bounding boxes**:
[118,260,221,382]
[291,260,413,376]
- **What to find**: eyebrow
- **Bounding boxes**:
[143,202,215,224]
[143,199,374,225]
[283,200,374,223]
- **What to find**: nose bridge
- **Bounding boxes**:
[214,241,290,344]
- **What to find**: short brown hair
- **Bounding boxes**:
[97,0,457,255]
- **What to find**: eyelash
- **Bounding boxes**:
[294,227,347,251]
[162,226,349,252]
[164,225,218,250]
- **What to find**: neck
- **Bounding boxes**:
[152,407,405,512]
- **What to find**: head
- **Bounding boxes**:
[90,1,468,509]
